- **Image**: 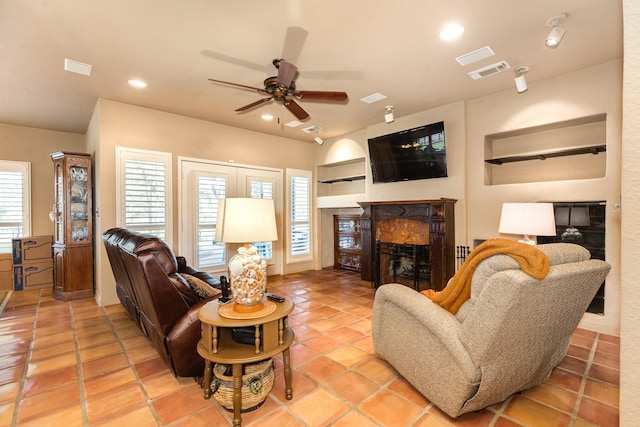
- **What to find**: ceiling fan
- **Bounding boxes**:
[208,58,348,121]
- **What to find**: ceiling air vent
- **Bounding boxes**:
[467,60,510,80]
[302,125,322,133]
[456,46,495,66]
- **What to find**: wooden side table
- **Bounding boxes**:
[197,298,295,426]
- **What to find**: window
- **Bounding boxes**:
[287,169,311,262]
[0,161,30,253]
[116,148,172,241]
[196,173,227,268]
[249,179,275,260]
[179,159,282,274]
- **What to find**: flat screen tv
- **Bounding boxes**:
[368,121,447,184]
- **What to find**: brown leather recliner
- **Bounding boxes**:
[102,227,221,377]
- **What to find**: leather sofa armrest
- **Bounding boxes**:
[166,298,215,377]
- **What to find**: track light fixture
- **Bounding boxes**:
[514,66,529,94]
[384,105,394,124]
[545,13,567,48]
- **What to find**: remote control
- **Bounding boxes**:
[266,293,285,303]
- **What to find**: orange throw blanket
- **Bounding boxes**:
[421,238,550,314]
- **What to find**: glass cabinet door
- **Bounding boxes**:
[69,163,90,242]
[55,163,64,243]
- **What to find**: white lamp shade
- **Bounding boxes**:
[498,203,557,237]
[216,198,278,243]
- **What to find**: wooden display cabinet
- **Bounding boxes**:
[334,214,361,272]
[50,151,94,300]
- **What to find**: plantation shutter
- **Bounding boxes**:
[197,174,227,268]
[0,161,30,253]
[290,174,310,256]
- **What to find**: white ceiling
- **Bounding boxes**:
[0,1,623,142]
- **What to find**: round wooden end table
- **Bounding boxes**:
[197,298,295,426]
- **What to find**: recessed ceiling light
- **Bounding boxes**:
[439,24,464,40]
[128,79,147,88]
[261,114,274,121]
[360,93,387,104]
[285,120,304,127]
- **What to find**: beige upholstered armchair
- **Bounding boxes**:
[372,242,611,418]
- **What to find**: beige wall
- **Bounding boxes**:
[620,0,640,423]
[466,60,622,336]
[316,61,622,335]
[314,101,468,269]
[92,99,316,306]
[0,123,85,237]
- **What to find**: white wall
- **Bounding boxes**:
[466,60,622,336]
[620,0,640,423]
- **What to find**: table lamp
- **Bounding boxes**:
[498,202,556,245]
[216,198,278,313]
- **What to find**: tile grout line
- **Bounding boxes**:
[569,333,599,426]
[10,290,41,427]
[101,306,165,425]
[68,299,91,426]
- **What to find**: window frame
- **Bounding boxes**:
[0,160,31,253]
[286,168,312,263]
[115,147,172,244]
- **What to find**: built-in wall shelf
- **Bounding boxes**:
[318,175,366,184]
[485,144,606,165]
[484,114,607,185]
[317,158,366,202]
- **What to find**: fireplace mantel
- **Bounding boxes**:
[357,199,456,291]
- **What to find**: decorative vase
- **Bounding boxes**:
[228,243,267,313]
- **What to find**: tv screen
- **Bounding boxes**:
[368,121,447,184]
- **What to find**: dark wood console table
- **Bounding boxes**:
[358,199,456,291]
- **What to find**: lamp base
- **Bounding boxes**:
[228,243,268,312]
[233,301,265,313]
[518,235,537,245]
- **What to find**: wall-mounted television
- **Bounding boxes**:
[368,121,447,184]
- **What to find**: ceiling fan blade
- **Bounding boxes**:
[281,27,308,65]
[235,97,273,112]
[201,50,270,72]
[208,78,269,95]
[294,90,348,102]
[276,60,297,88]
[283,99,309,120]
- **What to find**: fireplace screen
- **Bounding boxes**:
[375,242,430,291]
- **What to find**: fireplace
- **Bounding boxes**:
[358,199,456,291]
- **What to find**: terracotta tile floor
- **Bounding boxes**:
[0,269,619,426]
